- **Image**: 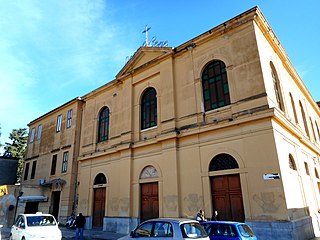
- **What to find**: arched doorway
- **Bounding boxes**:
[93,173,106,227]
[140,166,159,222]
[209,154,245,222]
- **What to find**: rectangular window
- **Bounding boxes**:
[304,162,310,175]
[30,128,35,143]
[36,124,42,141]
[31,161,37,179]
[56,114,62,132]
[62,152,68,173]
[51,155,57,175]
[24,162,30,180]
[67,109,73,128]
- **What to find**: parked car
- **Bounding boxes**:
[200,221,257,240]
[119,218,209,239]
[10,212,61,240]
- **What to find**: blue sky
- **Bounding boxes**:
[0,0,319,152]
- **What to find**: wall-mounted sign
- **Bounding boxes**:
[263,173,280,180]
[0,185,8,196]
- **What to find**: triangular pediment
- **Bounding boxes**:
[116,47,172,78]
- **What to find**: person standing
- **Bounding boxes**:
[196,209,207,222]
[75,213,86,240]
[212,210,219,221]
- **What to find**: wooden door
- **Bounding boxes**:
[93,188,106,227]
[140,182,159,222]
[211,174,245,222]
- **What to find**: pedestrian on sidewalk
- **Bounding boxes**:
[75,213,86,240]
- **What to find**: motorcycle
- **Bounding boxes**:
[66,214,76,229]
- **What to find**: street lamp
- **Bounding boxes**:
[13,191,23,223]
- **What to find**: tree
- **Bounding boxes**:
[3,128,28,183]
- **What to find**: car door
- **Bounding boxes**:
[17,216,26,240]
[153,222,173,239]
[132,222,154,238]
[132,221,174,239]
[202,223,237,240]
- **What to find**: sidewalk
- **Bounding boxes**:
[60,227,127,239]
[0,226,127,240]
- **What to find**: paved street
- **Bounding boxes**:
[2,225,320,240]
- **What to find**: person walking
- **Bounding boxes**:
[75,213,86,240]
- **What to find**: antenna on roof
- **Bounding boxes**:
[142,25,151,46]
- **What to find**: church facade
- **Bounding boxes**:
[24,7,320,240]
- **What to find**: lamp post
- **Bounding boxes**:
[13,191,23,223]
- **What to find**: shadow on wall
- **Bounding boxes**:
[0,194,16,227]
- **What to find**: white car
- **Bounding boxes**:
[120,218,209,239]
[10,213,61,240]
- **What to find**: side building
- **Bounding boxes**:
[24,6,320,240]
[22,97,84,222]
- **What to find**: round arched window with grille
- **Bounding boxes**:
[94,173,107,185]
[209,154,239,171]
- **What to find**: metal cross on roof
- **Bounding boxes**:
[142,25,151,46]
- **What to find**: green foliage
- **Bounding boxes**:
[3,128,28,183]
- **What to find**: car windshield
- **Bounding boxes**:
[238,224,255,237]
[181,222,208,238]
[26,216,57,227]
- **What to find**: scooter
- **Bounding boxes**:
[66,214,76,229]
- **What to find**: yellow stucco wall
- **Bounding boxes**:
[22,7,320,237]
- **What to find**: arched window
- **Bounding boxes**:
[209,154,239,171]
[289,93,298,124]
[141,88,157,130]
[94,173,107,185]
[299,101,310,138]
[202,60,230,111]
[310,117,316,141]
[270,62,284,111]
[315,121,320,143]
[315,168,319,179]
[97,107,110,142]
[140,165,158,179]
[289,154,297,170]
